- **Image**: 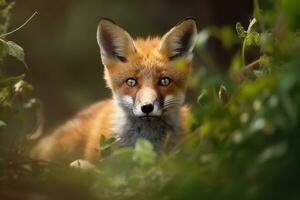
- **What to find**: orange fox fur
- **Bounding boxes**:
[31,17,197,163]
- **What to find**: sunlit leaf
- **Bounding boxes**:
[133,139,156,166]
[253,70,264,78]
[6,41,28,68]
[258,143,287,164]
[194,29,210,47]
[236,22,247,38]
[0,120,6,127]
[174,57,189,73]
[110,173,127,188]
[196,89,208,104]
[0,74,25,88]
[100,135,117,151]
[245,31,260,46]
[218,84,229,103]
[0,38,8,58]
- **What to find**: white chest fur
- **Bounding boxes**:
[111,108,181,151]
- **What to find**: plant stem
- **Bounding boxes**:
[0,12,38,38]
[242,18,257,67]
[245,58,260,70]
[242,40,246,67]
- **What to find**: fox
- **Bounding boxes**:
[31,17,197,164]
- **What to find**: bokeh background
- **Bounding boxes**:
[5,0,253,130]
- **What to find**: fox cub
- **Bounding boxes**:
[31,17,197,163]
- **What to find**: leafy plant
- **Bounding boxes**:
[0,0,41,187]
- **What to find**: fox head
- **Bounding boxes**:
[96,17,197,118]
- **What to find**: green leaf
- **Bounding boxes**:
[0,39,8,58]
[218,85,229,103]
[133,139,156,166]
[100,135,117,151]
[245,31,260,46]
[194,29,210,47]
[253,70,265,78]
[258,143,287,164]
[236,22,247,38]
[110,173,127,188]
[174,57,189,73]
[0,74,25,88]
[259,55,271,66]
[0,120,6,127]
[14,80,33,93]
[196,89,208,104]
[6,41,28,68]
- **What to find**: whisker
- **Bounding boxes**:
[165,100,181,104]
[164,103,181,110]
[164,101,180,106]
[164,101,181,106]
[164,100,181,106]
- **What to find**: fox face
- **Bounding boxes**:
[97,18,197,118]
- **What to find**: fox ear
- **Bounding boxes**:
[159,17,197,61]
[97,18,136,65]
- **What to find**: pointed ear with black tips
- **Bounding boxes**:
[97,18,136,65]
[158,17,197,61]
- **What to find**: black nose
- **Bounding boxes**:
[141,104,154,114]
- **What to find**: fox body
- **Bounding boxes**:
[31,17,197,163]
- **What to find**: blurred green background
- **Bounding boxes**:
[5,0,252,130]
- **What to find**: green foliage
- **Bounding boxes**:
[0,0,14,36]
[0,1,37,187]
[133,139,156,166]
[5,40,27,67]
[0,74,25,88]
[0,1,33,128]
[1,0,300,199]
[100,135,117,152]
[236,22,247,38]
[0,120,6,127]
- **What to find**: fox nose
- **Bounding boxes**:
[141,104,154,114]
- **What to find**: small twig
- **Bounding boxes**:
[242,39,246,67]
[27,99,45,140]
[0,11,38,38]
[245,58,260,70]
[242,18,257,67]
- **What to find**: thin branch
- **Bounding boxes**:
[242,18,257,67]
[0,12,38,38]
[245,58,260,70]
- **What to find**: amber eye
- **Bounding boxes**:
[159,77,171,86]
[126,78,137,87]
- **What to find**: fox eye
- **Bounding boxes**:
[126,78,137,87]
[159,77,171,86]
